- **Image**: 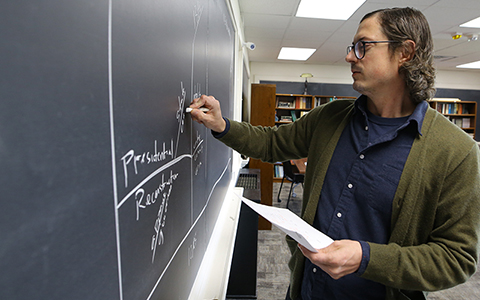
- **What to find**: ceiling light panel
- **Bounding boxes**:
[456,60,480,69]
[460,16,480,28]
[278,47,316,61]
[296,0,366,20]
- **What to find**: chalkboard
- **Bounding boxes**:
[0,1,234,299]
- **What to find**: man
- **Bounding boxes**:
[189,7,480,300]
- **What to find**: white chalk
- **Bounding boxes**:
[186,107,210,113]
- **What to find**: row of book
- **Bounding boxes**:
[274,164,284,178]
[275,110,309,122]
[450,117,471,128]
[436,103,471,115]
[277,96,355,110]
[295,96,312,109]
[314,97,356,107]
[314,97,336,107]
[277,115,293,122]
[276,96,312,109]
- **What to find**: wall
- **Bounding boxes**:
[250,61,480,91]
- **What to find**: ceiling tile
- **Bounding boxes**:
[283,26,331,42]
[434,0,480,8]
[238,0,299,16]
[288,16,344,32]
[242,13,291,29]
[244,26,286,40]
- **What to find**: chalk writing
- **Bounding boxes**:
[188,232,197,266]
[176,82,186,136]
[120,139,174,188]
[190,3,204,104]
[175,82,187,158]
[194,161,202,176]
[192,83,202,101]
[136,170,178,221]
[108,1,235,299]
[117,154,191,209]
[193,3,203,33]
[193,131,204,176]
[147,170,179,262]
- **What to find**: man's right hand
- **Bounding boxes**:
[189,95,226,133]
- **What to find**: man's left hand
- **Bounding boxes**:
[298,240,363,280]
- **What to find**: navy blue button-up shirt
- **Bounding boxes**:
[301,96,428,300]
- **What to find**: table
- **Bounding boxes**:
[292,158,307,174]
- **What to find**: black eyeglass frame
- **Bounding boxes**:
[347,40,400,60]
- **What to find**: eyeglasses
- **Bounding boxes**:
[346,40,399,60]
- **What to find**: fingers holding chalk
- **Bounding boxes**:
[187,95,226,133]
[186,107,210,113]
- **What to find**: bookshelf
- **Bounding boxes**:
[275,94,313,125]
[315,95,356,106]
[428,98,477,139]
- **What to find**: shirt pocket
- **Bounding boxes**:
[366,163,402,214]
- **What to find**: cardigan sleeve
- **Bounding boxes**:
[361,113,480,292]
[217,100,356,164]
[216,102,338,163]
[217,117,309,163]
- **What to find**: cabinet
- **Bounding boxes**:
[250,84,275,230]
[428,98,477,139]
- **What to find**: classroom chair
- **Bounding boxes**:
[277,161,305,210]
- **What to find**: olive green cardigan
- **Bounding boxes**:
[219,99,480,300]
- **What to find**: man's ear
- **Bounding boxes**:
[399,40,416,65]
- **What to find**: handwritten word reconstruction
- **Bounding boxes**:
[135,170,179,222]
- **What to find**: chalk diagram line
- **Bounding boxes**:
[107,1,124,299]
[116,153,193,209]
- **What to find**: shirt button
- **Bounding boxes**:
[313,267,317,273]
[359,154,365,159]
[337,212,342,218]
[365,126,369,131]
[348,183,353,189]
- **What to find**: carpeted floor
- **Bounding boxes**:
[255,181,303,300]
[253,182,480,300]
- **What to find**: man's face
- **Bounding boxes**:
[346,16,402,97]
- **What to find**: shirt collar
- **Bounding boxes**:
[354,95,428,136]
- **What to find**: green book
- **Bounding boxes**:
[291,110,297,121]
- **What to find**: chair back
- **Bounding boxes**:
[282,161,296,182]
